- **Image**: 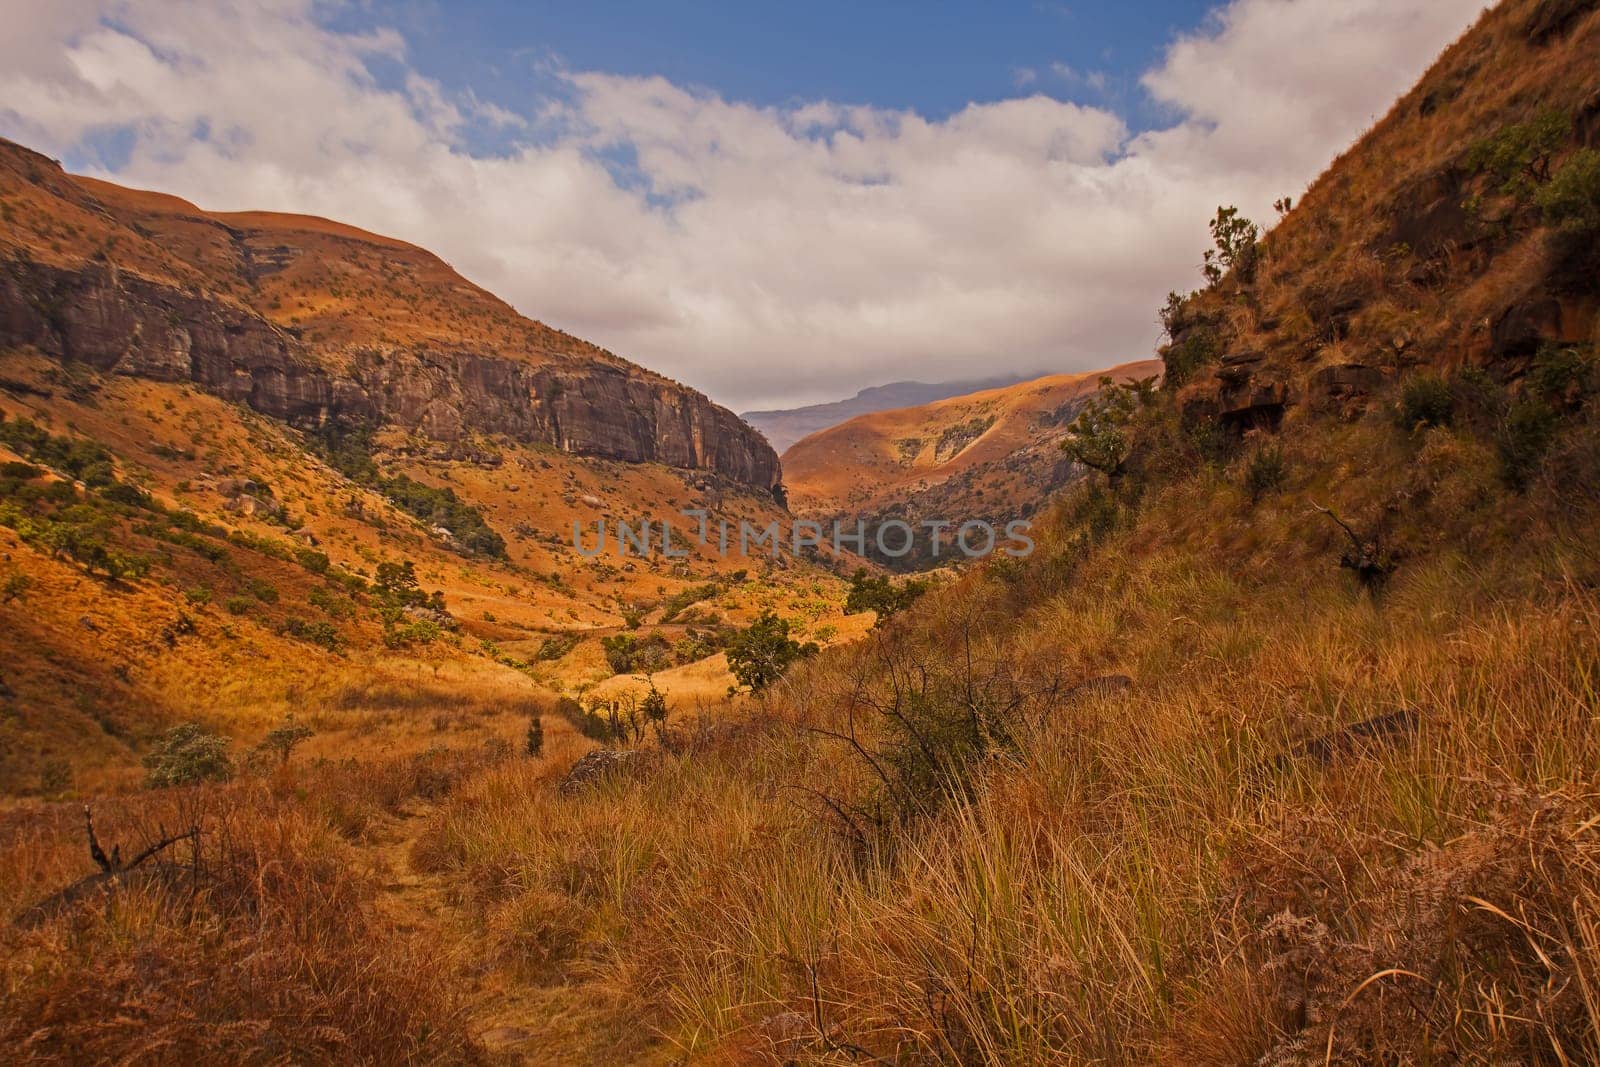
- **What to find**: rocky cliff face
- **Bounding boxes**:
[0,142,780,490]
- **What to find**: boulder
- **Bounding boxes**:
[557,748,642,797]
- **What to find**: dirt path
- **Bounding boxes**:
[360,802,648,1065]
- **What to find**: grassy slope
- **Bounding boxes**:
[0,347,856,793]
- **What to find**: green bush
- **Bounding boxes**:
[1161,325,1220,388]
[1465,108,1569,199]
[308,585,356,618]
[1535,148,1600,231]
[247,578,279,604]
[143,722,233,787]
[294,546,331,574]
[224,595,253,615]
[284,616,342,650]
[1498,397,1560,488]
[601,632,671,674]
[383,618,442,648]
[726,611,818,693]
[1397,375,1455,429]
[1243,443,1287,503]
[844,569,927,623]
[3,573,32,603]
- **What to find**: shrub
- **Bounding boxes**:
[308,585,355,618]
[601,632,671,674]
[294,546,331,574]
[1498,397,1560,488]
[183,585,212,606]
[224,595,252,615]
[383,618,441,648]
[2,573,31,603]
[1062,376,1156,482]
[1243,443,1288,502]
[525,715,544,758]
[284,616,342,650]
[1465,108,1569,199]
[1527,344,1598,410]
[1536,148,1600,232]
[641,680,669,729]
[536,634,579,661]
[1161,324,1219,388]
[1397,375,1455,429]
[1202,205,1259,286]
[726,611,817,693]
[844,569,927,622]
[247,578,279,603]
[143,722,233,787]
[658,582,723,623]
[258,715,314,766]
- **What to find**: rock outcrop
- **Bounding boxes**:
[0,140,780,491]
[0,257,780,489]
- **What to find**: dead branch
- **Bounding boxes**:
[1312,503,1394,593]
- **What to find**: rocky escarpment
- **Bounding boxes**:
[0,257,781,489]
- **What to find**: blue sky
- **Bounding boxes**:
[337,1,1215,140]
[2,0,1483,409]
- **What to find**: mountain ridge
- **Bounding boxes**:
[743,372,1038,452]
[0,139,781,490]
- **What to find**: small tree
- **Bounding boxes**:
[1061,377,1155,484]
[525,715,544,758]
[726,611,817,693]
[258,715,314,766]
[640,678,669,733]
[144,722,233,787]
[844,569,926,623]
[1202,205,1259,286]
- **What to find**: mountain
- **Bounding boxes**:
[782,361,1159,567]
[742,373,1036,452]
[0,139,858,793]
[0,139,780,489]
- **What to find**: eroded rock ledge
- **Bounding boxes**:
[0,258,781,489]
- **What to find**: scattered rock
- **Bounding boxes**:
[557,748,642,797]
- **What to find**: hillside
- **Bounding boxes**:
[0,147,859,794]
[783,361,1159,567]
[0,139,780,487]
[2,0,1600,1064]
[743,373,1034,452]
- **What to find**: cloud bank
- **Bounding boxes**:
[0,0,1485,410]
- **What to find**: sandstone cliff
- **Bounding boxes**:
[0,139,780,490]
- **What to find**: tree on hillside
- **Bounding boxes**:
[726,611,818,693]
[1061,376,1156,484]
[1202,205,1259,286]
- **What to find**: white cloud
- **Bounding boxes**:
[0,0,1486,411]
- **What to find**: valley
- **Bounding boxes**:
[2,0,1600,1063]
